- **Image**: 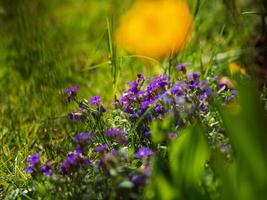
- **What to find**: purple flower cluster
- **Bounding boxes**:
[68,112,85,121]
[41,162,53,176]
[24,154,53,176]
[90,95,101,107]
[65,85,78,103]
[74,132,93,144]
[118,74,169,119]
[118,66,237,124]
[135,147,153,159]
[105,128,127,144]
[60,150,91,174]
[24,153,40,173]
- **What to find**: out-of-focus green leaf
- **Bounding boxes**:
[219,80,267,199]
[151,114,175,144]
[169,124,210,187]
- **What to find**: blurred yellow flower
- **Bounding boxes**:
[115,0,193,58]
[229,63,247,75]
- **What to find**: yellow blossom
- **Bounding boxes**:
[115,0,193,58]
[229,63,247,75]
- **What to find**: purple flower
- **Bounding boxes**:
[144,131,151,137]
[140,100,153,109]
[105,128,125,136]
[188,81,200,90]
[176,64,187,73]
[80,157,91,166]
[68,112,84,121]
[24,165,34,173]
[154,104,163,113]
[60,160,70,174]
[27,153,40,166]
[95,144,108,152]
[137,73,144,79]
[131,174,146,185]
[188,72,200,80]
[75,147,84,154]
[66,153,79,166]
[90,95,101,106]
[135,147,153,159]
[218,83,228,90]
[74,132,92,143]
[65,85,78,94]
[41,162,52,176]
[170,87,184,95]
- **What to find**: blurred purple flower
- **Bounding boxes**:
[176,64,187,73]
[24,166,34,174]
[65,85,78,94]
[68,112,84,121]
[188,72,200,80]
[27,153,40,166]
[90,95,101,106]
[105,128,125,136]
[135,147,153,159]
[41,162,52,176]
[74,132,92,143]
[95,144,108,152]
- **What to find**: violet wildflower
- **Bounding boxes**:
[24,165,34,174]
[66,152,79,166]
[27,153,40,166]
[95,144,108,153]
[65,85,79,102]
[75,147,84,154]
[188,81,200,90]
[24,153,40,174]
[135,147,153,159]
[90,95,101,107]
[65,85,78,94]
[188,72,200,80]
[74,132,92,143]
[60,160,70,174]
[144,131,151,137]
[170,87,184,95]
[176,64,187,73]
[137,73,144,79]
[105,128,125,136]
[41,162,52,176]
[154,104,163,113]
[80,157,91,166]
[68,112,84,121]
[131,174,147,185]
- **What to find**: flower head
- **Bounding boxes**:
[41,162,52,176]
[105,128,125,137]
[176,64,187,73]
[95,144,108,153]
[65,85,78,94]
[27,153,40,166]
[135,147,153,159]
[115,0,193,58]
[24,166,34,174]
[74,132,93,143]
[90,95,101,107]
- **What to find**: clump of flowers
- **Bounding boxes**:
[24,64,237,199]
